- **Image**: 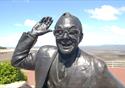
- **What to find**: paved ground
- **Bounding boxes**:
[109,67,125,85]
[25,67,125,87]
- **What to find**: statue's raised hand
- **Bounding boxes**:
[31,17,53,36]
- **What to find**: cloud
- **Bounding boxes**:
[1,27,125,47]
[0,32,56,47]
[119,7,125,12]
[79,25,125,46]
[14,19,36,28]
[105,25,125,36]
[0,33,22,47]
[35,32,56,47]
[24,19,36,27]
[2,23,125,47]
[86,5,125,21]
[80,32,113,46]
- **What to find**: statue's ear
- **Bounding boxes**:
[79,33,83,43]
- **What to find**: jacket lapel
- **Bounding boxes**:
[35,47,57,88]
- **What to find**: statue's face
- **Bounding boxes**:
[54,17,82,54]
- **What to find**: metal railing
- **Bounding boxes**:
[104,60,125,68]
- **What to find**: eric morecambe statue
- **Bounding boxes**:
[11,12,125,88]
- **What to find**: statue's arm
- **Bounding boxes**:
[11,32,38,70]
[11,17,53,70]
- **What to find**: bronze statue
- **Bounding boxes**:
[11,12,125,88]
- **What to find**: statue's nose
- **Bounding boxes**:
[63,32,69,39]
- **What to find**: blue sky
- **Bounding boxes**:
[0,0,125,47]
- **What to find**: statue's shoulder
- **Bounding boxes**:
[37,45,57,57]
[93,56,107,73]
[80,49,107,73]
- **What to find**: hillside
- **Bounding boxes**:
[80,45,125,61]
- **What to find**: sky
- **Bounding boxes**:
[0,0,125,47]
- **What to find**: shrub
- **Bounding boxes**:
[0,62,27,84]
[0,46,6,49]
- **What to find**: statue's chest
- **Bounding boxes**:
[47,57,97,88]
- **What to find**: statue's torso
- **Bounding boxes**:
[47,51,98,88]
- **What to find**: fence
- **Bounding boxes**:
[105,60,125,68]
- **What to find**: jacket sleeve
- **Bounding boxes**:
[11,32,38,70]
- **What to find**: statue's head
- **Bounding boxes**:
[54,12,83,55]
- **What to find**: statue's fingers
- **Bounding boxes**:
[46,19,53,28]
[45,17,53,27]
[42,16,48,23]
[46,17,52,24]
[39,17,46,23]
[44,16,51,23]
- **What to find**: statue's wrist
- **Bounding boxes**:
[27,31,38,39]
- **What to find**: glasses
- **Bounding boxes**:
[53,29,80,37]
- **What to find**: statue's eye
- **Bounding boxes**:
[54,29,63,36]
[69,30,79,35]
